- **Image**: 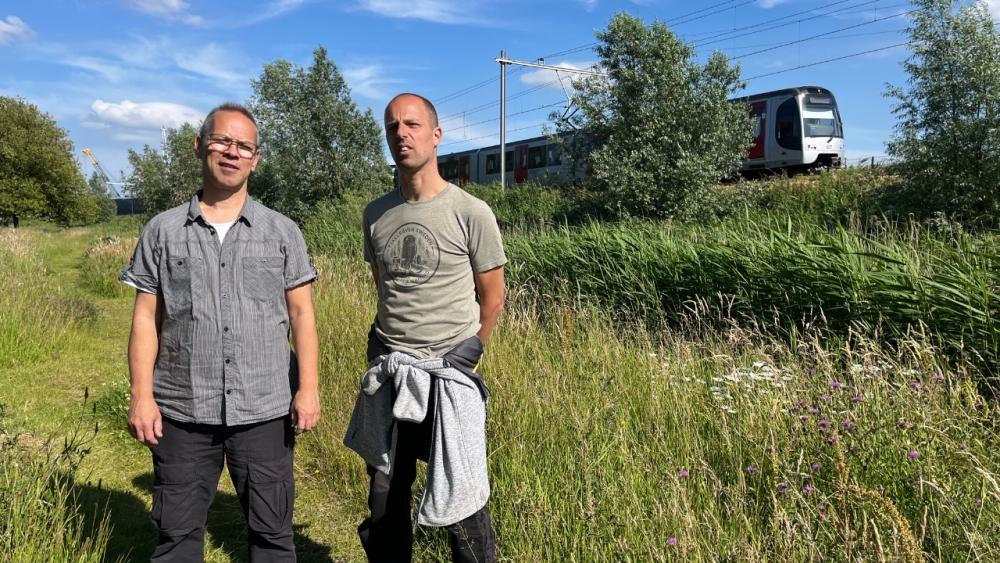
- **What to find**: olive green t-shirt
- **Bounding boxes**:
[362,184,507,358]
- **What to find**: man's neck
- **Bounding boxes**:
[199,184,247,223]
[399,168,449,202]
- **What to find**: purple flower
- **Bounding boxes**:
[828,435,838,443]
[897,421,909,429]
[820,395,832,401]
[804,485,814,494]
[962,444,970,450]
[667,537,677,546]
[933,375,944,382]
[908,450,919,459]
[800,416,808,422]
[830,381,843,389]
[958,369,966,376]
[789,407,800,413]
[946,499,956,506]
[843,420,854,427]
[879,485,885,494]
[811,463,821,471]
[765,446,774,453]
[819,419,830,428]
[851,396,862,402]
[806,369,816,375]
[818,504,825,512]
[679,470,689,478]
[909,381,921,389]
[747,466,757,474]
[799,400,808,406]
[819,514,827,522]
[810,409,820,415]
[976,499,983,507]
[777,483,788,493]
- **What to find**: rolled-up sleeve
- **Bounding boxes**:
[119,224,161,294]
[283,226,318,289]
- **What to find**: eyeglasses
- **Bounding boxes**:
[203,135,258,159]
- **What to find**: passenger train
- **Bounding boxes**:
[436,85,845,186]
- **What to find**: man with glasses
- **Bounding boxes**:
[120,102,319,562]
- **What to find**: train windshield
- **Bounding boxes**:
[803,103,842,138]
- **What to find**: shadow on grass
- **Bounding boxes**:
[74,472,339,562]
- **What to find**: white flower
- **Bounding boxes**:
[650,353,658,358]
[753,362,766,368]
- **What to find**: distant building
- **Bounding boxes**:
[114,198,144,216]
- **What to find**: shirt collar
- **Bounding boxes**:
[187,190,257,227]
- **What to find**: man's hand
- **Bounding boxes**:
[128,395,163,446]
[290,389,321,434]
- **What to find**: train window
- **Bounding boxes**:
[486,154,499,174]
[506,151,514,172]
[529,146,546,169]
[803,104,842,138]
[775,98,802,151]
[547,145,562,166]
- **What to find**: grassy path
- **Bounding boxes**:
[0,227,346,563]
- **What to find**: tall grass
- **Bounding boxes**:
[302,252,1000,562]
[0,403,118,563]
[79,236,137,299]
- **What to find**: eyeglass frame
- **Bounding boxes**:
[201,134,259,159]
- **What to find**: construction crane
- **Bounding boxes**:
[81,149,126,198]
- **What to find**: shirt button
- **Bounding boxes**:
[225,359,231,364]
[224,326,229,332]
[221,262,226,268]
[223,294,228,298]
[226,389,232,395]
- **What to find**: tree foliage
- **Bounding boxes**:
[0,96,99,225]
[552,12,754,219]
[125,123,201,216]
[248,46,392,223]
[884,0,1000,225]
[87,171,118,223]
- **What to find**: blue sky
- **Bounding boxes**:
[2,0,998,182]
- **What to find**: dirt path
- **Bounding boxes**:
[0,228,347,563]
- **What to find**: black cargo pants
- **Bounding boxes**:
[148,416,296,563]
[359,330,497,563]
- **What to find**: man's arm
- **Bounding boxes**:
[473,265,505,343]
[287,283,320,434]
[128,291,163,447]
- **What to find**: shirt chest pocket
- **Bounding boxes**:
[164,256,204,307]
[242,256,283,302]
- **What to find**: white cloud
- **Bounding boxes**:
[757,0,794,8]
[520,61,598,91]
[985,0,1000,22]
[356,0,480,24]
[0,16,35,45]
[90,100,204,130]
[234,0,315,26]
[120,0,204,25]
[343,64,401,100]
[174,44,251,87]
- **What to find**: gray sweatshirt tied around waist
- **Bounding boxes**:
[343,351,490,527]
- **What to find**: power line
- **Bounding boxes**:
[439,121,551,148]
[744,41,908,80]
[438,79,562,125]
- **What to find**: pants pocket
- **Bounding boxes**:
[248,456,295,534]
[151,461,200,536]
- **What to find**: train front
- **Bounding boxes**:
[800,91,844,169]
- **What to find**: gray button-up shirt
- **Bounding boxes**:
[120,193,317,426]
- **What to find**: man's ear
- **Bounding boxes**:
[193,135,203,157]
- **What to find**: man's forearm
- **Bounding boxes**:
[477,300,504,343]
[290,312,319,392]
[128,316,159,399]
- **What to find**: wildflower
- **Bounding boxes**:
[958,369,966,376]
[819,514,827,522]
[747,466,757,474]
[804,485,814,494]
[909,381,921,389]
[850,364,864,373]
[777,483,788,493]
[976,499,983,507]
[667,538,677,546]
[879,485,885,494]
[765,446,774,453]
[830,381,843,389]
[680,470,689,478]
[799,400,808,406]
[842,420,853,427]
[789,407,800,413]
[806,369,816,375]
[851,396,862,403]
[962,444,970,450]
[811,463,821,471]
[908,450,919,459]
[800,416,808,423]
[933,375,944,382]
[897,421,908,429]
[818,505,825,512]
[828,435,838,443]
[810,409,820,415]
[650,353,657,358]
[820,395,832,401]
[946,499,956,506]
[819,419,830,428]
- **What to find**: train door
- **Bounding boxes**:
[749,101,766,161]
[773,96,802,166]
[459,155,470,187]
[514,144,529,183]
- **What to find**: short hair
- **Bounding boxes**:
[200,102,258,143]
[385,93,439,128]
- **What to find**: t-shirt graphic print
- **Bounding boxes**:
[384,223,441,287]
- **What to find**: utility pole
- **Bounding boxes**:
[494,53,606,188]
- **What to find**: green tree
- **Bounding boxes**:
[248,46,392,223]
[87,171,118,223]
[551,12,754,219]
[0,96,99,226]
[125,123,201,216]
[884,0,1000,225]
